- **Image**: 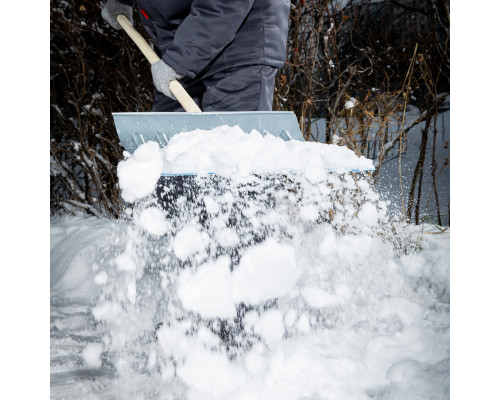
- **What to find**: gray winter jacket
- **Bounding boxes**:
[118,0,290,79]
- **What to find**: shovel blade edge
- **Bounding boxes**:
[112,111,303,153]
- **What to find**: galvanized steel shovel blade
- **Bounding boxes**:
[112,111,304,154]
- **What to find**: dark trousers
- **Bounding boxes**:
[152,65,278,112]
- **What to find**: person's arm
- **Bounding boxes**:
[163,0,257,78]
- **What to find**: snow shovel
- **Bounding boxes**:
[112,15,304,154]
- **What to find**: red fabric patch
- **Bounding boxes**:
[140,9,149,19]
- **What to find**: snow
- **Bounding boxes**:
[299,204,319,221]
[357,202,379,226]
[117,126,374,203]
[173,225,209,260]
[300,285,340,308]
[214,228,240,247]
[136,206,170,236]
[232,239,301,304]
[177,238,302,317]
[177,256,236,319]
[253,310,285,343]
[117,141,163,203]
[177,347,247,396]
[82,343,103,368]
[93,271,108,285]
[51,126,449,400]
[344,97,358,109]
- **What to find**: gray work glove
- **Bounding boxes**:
[101,0,133,30]
[151,60,183,100]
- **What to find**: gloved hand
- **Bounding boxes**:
[151,60,183,100]
[101,0,133,30]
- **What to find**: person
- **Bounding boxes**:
[101,0,291,113]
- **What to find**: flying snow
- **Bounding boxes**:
[51,125,449,400]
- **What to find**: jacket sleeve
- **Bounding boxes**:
[163,0,257,78]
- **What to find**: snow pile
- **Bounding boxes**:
[118,125,374,202]
[51,126,449,400]
[163,125,374,174]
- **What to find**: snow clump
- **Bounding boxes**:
[82,342,103,368]
[117,141,163,202]
[344,97,358,109]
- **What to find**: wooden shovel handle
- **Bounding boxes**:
[116,14,202,113]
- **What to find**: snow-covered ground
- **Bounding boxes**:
[50,128,449,399]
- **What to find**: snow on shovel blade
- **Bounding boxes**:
[112,111,304,154]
